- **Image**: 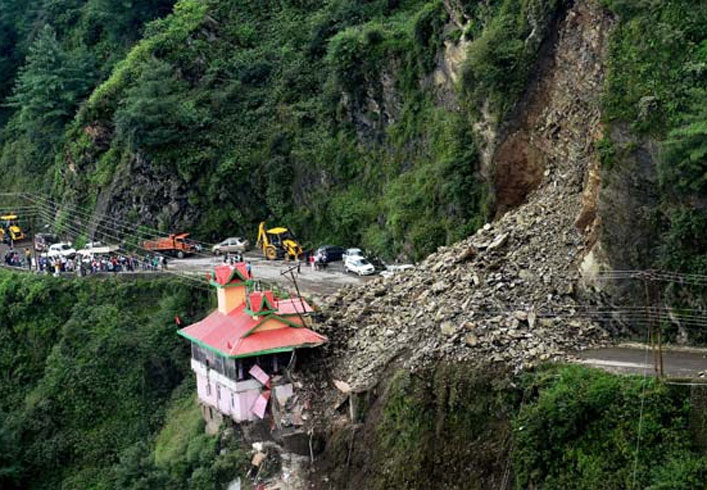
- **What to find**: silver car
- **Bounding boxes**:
[212,237,249,255]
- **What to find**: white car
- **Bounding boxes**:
[342,248,366,261]
[46,242,77,259]
[76,242,120,262]
[344,257,375,276]
[380,264,415,278]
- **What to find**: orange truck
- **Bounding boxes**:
[143,233,200,259]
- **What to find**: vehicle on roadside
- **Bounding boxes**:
[76,242,120,262]
[143,233,199,259]
[342,248,366,261]
[379,264,415,278]
[212,237,249,255]
[315,245,345,263]
[46,242,77,259]
[257,222,303,260]
[0,214,25,243]
[344,256,376,276]
[34,233,58,252]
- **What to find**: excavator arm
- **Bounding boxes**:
[257,222,267,249]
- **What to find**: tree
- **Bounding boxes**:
[113,58,201,154]
[5,24,91,135]
[662,88,707,195]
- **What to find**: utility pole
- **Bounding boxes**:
[643,272,665,378]
[643,274,658,376]
[654,274,665,377]
[280,263,308,326]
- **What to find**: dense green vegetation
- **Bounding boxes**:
[514,365,707,489]
[0,0,175,189]
[600,0,707,275]
[0,270,247,489]
[337,363,706,490]
[0,0,704,265]
[0,0,574,260]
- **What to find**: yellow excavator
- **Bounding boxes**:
[0,214,25,242]
[257,222,303,261]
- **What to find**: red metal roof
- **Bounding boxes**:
[249,291,276,313]
[234,326,327,357]
[212,262,249,286]
[276,298,314,316]
[178,302,326,358]
[178,304,256,353]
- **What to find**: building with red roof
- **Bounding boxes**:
[178,263,326,423]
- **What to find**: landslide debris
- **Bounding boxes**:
[317,0,614,391]
[320,198,610,390]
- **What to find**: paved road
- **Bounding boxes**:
[576,346,707,378]
[170,253,370,296]
[0,240,372,297]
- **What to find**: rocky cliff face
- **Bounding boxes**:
[319,0,616,390]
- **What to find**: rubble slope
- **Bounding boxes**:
[320,0,613,390]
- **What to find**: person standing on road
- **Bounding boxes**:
[246,261,252,278]
[24,248,31,271]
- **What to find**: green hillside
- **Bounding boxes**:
[0,270,248,489]
[0,0,704,266]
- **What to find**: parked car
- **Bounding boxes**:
[342,248,366,261]
[76,242,120,262]
[344,257,376,276]
[380,264,415,278]
[46,242,77,259]
[212,237,249,255]
[34,233,58,252]
[315,245,345,263]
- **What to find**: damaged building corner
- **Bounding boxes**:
[177,262,327,435]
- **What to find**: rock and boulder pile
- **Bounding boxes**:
[315,0,615,391]
[320,192,610,390]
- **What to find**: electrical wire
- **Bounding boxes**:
[27,196,220,262]
[30,204,212,291]
[22,192,219,250]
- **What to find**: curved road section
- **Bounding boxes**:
[576,345,707,379]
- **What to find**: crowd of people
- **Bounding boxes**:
[3,248,170,276]
[3,248,30,269]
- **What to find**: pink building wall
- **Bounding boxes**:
[195,369,262,422]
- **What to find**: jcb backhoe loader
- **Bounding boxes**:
[257,222,303,261]
[0,214,25,242]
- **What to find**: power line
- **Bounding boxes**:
[27,196,219,262]
[22,192,219,249]
[30,204,212,291]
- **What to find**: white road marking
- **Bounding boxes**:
[577,359,653,370]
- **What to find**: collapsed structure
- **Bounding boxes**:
[178,262,327,423]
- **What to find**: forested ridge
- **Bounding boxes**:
[0,0,703,266]
[0,271,249,489]
[0,1,706,488]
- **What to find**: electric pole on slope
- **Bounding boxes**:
[643,272,664,378]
